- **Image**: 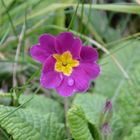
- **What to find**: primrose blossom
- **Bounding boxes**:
[30,32,100,96]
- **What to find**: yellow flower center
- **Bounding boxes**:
[53,51,79,76]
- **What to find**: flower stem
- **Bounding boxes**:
[64,97,71,139]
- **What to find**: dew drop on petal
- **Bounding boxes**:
[73,89,77,93]
[67,77,74,86]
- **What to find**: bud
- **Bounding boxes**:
[101,122,111,135]
[104,100,112,113]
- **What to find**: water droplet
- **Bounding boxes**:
[67,78,74,86]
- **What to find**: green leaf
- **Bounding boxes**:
[19,95,64,121]
[73,93,106,126]
[94,39,140,98]
[123,125,140,140]
[77,7,120,42]
[113,82,140,139]
[68,94,106,140]
[53,8,65,34]
[89,4,140,14]
[94,39,140,139]
[110,114,124,140]
[0,105,65,140]
[68,105,99,140]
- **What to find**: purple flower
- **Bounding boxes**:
[30,32,100,96]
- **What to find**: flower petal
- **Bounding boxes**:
[40,56,63,89]
[71,67,90,92]
[70,37,82,58]
[80,46,98,62]
[30,44,50,63]
[80,62,100,80]
[30,34,56,63]
[39,34,56,54]
[55,32,74,53]
[56,77,75,97]
[55,32,82,58]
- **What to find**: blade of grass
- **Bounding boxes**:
[76,7,104,43]
[0,27,10,45]
[89,3,140,14]
[67,0,80,31]
[106,32,140,47]
[105,37,140,58]
[21,6,28,68]
[17,67,41,98]
[1,0,18,38]
[0,8,74,49]
[10,3,140,29]
[29,3,140,21]
[84,0,92,34]
[79,0,84,33]
[2,4,140,48]
[13,22,26,87]
[111,48,136,104]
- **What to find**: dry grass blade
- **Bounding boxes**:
[1,0,18,38]
[13,23,26,87]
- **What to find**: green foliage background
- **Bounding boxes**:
[0,0,140,140]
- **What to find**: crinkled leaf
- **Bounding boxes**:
[73,93,106,126]
[68,105,100,140]
[95,39,140,98]
[19,95,64,121]
[0,105,65,140]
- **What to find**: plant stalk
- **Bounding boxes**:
[64,97,71,139]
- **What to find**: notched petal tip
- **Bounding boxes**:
[39,33,55,43]
[70,37,82,59]
[55,32,75,54]
[39,33,56,54]
[57,32,73,37]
